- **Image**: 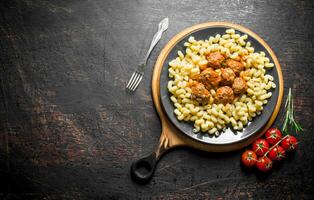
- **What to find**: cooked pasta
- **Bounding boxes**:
[167,29,276,136]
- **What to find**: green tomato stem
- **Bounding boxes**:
[263,134,290,157]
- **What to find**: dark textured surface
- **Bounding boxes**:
[0,0,313,199]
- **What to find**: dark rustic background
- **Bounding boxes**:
[1,0,314,199]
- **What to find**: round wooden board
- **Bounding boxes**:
[151,22,284,156]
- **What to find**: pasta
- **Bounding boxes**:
[167,29,276,136]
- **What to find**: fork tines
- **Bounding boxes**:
[126,71,144,92]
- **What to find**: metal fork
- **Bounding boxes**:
[126,18,169,92]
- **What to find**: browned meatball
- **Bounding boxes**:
[220,68,236,86]
[206,52,225,69]
[190,82,211,103]
[232,77,247,94]
[215,86,234,104]
[198,68,221,90]
[225,59,244,75]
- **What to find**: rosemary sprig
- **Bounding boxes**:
[282,88,303,134]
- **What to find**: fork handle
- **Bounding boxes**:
[142,18,168,65]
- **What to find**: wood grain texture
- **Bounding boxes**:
[0,0,313,199]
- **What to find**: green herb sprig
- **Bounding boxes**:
[282,88,303,135]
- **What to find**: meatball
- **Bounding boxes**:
[215,86,234,104]
[206,52,225,69]
[198,68,221,90]
[190,82,211,103]
[225,59,244,75]
[220,68,236,85]
[232,77,247,94]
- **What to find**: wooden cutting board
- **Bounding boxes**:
[151,22,284,157]
[131,22,283,183]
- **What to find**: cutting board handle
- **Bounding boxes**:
[130,133,171,183]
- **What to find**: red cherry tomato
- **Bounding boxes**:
[252,139,270,156]
[268,145,285,161]
[281,135,298,151]
[256,156,273,172]
[241,150,257,167]
[265,128,282,145]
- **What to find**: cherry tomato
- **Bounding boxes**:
[241,150,257,167]
[268,145,285,161]
[252,139,270,156]
[256,156,272,172]
[281,135,298,151]
[265,128,282,145]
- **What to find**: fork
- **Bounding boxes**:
[126,18,169,92]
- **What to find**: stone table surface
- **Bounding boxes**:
[0,0,314,199]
